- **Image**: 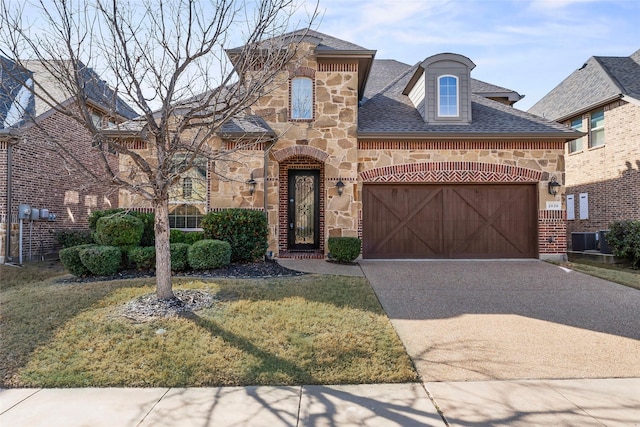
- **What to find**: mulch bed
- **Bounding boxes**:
[56,259,305,284]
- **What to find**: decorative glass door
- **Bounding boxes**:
[288,170,320,249]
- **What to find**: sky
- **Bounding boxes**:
[300,0,640,111]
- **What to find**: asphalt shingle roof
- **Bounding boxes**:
[1,57,137,129]
[359,61,576,136]
[230,29,372,53]
[528,48,640,121]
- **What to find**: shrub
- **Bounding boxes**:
[89,209,155,246]
[54,229,94,248]
[129,211,155,246]
[78,245,122,276]
[201,209,268,262]
[128,246,156,270]
[188,239,231,270]
[184,231,205,245]
[170,243,190,271]
[59,244,96,276]
[88,208,126,231]
[95,215,144,247]
[170,229,186,244]
[607,220,640,268]
[328,237,361,264]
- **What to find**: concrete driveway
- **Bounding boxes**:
[360,260,640,382]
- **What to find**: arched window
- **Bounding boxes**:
[168,204,204,229]
[291,77,313,119]
[438,75,458,117]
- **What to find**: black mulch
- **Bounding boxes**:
[56,258,305,284]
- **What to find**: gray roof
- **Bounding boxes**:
[528,49,640,121]
[1,57,137,129]
[363,59,523,105]
[229,29,372,53]
[219,114,275,137]
[359,62,577,137]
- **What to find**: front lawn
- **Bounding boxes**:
[0,263,417,387]
[558,260,640,290]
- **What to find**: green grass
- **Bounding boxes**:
[1,265,417,388]
[556,260,640,290]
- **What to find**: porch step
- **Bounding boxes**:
[278,250,324,259]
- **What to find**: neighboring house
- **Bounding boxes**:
[0,57,138,263]
[528,49,640,250]
[117,30,580,260]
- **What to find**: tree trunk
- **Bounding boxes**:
[154,197,174,300]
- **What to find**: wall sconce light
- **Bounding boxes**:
[548,175,561,196]
[335,178,345,196]
[247,173,257,195]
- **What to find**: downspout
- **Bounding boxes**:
[5,139,14,263]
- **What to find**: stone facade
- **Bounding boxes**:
[564,100,640,248]
[118,36,571,259]
[0,111,119,262]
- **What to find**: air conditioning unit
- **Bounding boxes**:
[571,232,596,251]
[598,230,612,254]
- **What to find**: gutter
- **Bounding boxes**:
[357,131,583,142]
[552,94,623,122]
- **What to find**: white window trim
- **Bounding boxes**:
[568,117,584,153]
[589,109,605,148]
[437,74,459,117]
[290,76,313,120]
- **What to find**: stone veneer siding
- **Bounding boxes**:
[564,100,640,249]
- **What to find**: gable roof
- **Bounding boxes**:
[359,60,576,139]
[528,48,640,121]
[0,57,138,130]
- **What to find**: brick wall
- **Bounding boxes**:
[0,111,119,262]
[564,100,640,249]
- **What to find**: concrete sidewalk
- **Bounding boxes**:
[2,378,639,426]
[0,383,444,426]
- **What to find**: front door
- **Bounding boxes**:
[288,170,320,250]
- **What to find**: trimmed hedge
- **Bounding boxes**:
[184,231,205,245]
[95,215,144,247]
[89,209,154,246]
[328,237,361,263]
[170,229,186,244]
[128,246,156,270]
[607,220,640,268]
[59,244,96,276]
[170,243,190,271]
[201,209,268,262]
[55,229,94,248]
[188,239,231,270]
[78,245,122,276]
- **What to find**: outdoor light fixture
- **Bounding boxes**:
[335,178,345,196]
[548,175,561,196]
[247,173,257,195]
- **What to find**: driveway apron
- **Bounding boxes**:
[360,260,640,382]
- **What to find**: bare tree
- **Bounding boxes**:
[0,0,318,299]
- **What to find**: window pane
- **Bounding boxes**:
[438,76,458,116]
[590,109,605,147]
[569,118,583,153]
[291,77,312,119]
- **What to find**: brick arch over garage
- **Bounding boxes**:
[273,146,329,163]
[359,162,544,183]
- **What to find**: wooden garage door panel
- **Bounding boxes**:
[363,185,443,258]
[363,184,537,259]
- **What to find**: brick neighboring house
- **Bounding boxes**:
[528,49,640,251]
[0,58,138,263]
[117,30,580,260]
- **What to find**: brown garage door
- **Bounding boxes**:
[362,184,537,259]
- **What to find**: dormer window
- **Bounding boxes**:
[438,75,459,117]
[290,77,313,120]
